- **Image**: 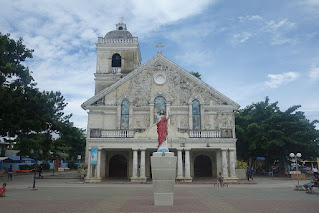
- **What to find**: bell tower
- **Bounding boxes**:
[95,20,141,94]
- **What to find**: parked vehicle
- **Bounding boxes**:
[300,166,311,173]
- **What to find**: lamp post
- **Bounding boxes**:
[49,150,56,176]
[289,152,302,189]
[30,149,43,190]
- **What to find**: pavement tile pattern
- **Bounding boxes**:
[1,172,319,213]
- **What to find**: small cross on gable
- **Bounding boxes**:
[155,42,164,55]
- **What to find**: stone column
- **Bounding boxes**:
[166,102,171,125]
[87,149,92,178]
[222,149,228,177]
[132,149,138,178]
[117,103,121,129]
[184,149,192,181]
[129,102,133,128]
[216,150,221,175]
[97,149,102,178]
[229,149,236,177]
[200,104,204,129]
[176,148,183,179]
[149,103,154,124]
[140,149,146,181]
[188,104,192,130]
[232,113,236,138]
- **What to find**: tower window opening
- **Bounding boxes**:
[112,53,121,67]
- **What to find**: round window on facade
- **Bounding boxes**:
[154,73,167,85]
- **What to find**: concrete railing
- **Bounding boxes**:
[111,67,121,74]
[189,129,233,138]
[90,129,135,138]
[105,38,134,44]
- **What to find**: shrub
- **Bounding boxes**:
[42,162,50,170]
[236,161,248,169]
[68,161,78,170]
[19,164,36,170]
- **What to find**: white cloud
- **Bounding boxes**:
[175,49,215,71]
[263,19,296,45]
[309,67,319,81]
[232,32,255,43]
[238,15,263,22]
[0,0,218,129]
[232,16,296,45]
[300,0,319,17]
[265,72,299,88]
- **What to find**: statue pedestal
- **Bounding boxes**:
[151,152,177,206]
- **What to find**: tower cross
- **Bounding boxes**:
[155,42,164,55]
[119,16,124,23]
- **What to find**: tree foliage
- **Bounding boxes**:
[0,33,85,159]
[236,97,319,164]
[54,122,86,160]
[189,71,201,80]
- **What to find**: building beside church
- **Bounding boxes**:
[81,21,240,182]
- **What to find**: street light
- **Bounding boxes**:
[289,152,302,189]
[49,150,56,176]
[30,148,43,190]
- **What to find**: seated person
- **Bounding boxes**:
[0,183,6,197]
[217,172,224,187]
[303,174,318,193]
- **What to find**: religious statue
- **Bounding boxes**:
[156,109,169,152]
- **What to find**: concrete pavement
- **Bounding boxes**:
[0,172,318,213]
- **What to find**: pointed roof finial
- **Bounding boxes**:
[119,16,124,24]
[155,42,164,55]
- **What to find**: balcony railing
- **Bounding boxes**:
[90,129,135,138]
[90,128,233,138]
[111,67,121,74]
[189,129,233,138]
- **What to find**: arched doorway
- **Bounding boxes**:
[109,154,127,177]
[194,155,212,177]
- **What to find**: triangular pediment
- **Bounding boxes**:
[82,54,240,109]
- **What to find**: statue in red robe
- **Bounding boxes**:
[156,110,169,152]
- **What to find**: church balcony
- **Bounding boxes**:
[90,129,135,138]
[104,38,134,44]
[189,129,233,138]
[111,67,121,74]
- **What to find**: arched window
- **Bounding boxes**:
[154,96,166,122]
[112,53,121,67]
[192,100,201,130]
[120,100,129,129]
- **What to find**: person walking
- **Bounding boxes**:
[247,166,253,181]
[312,167,318,176]
[7,165,13,181]
[38,164,43,179]
[217,172,224,187]
[81,167,87,181]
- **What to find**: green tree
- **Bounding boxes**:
[236,97,319,166]
[0,33,79,158]
[54,122,86,160]
[189,71,201,79]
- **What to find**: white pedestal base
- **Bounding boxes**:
[151,152,177,206]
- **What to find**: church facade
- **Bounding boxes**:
[82,21,240,182]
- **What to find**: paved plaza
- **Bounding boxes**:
[0,172,318,213]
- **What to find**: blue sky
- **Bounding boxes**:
[1,0,318,129]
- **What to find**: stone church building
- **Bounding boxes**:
[82,21,240,182]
